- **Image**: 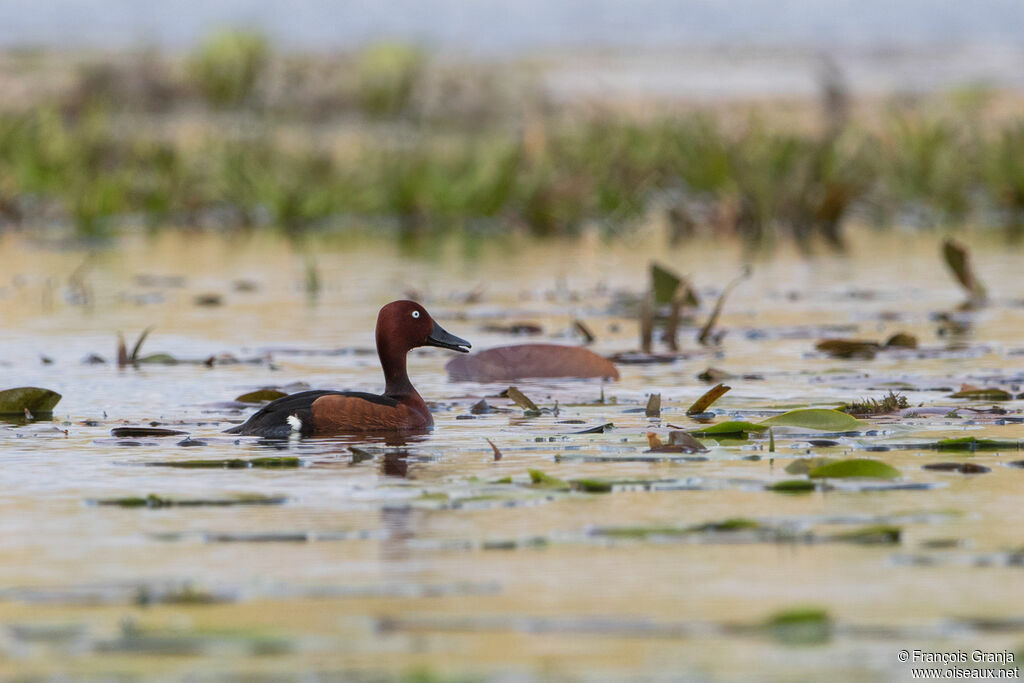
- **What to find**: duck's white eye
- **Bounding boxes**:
[411,310,421,319]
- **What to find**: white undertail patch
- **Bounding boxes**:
[287,414,303,433]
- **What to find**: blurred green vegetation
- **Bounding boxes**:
[1,30,1023,246]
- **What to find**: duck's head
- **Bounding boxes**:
[376,300,471,355]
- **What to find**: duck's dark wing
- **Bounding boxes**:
[224,390,397,438]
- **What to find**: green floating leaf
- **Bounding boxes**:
[936,436,1020,451]
[691,517,760,532]
[948,388,1013,400]
[808,458,900,479]
[527,469,569,491]
[570,479,613,494]
[235,390,288,403]
[828,525,901,545]
[0,387,62,415]
[765,608,832,645]
[690,421,769,437]
[767,479,816,493]
[784,457,837,475]
[760,409,865,432]
[147,457,300,469]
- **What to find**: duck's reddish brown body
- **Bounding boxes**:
[226,301,470,437]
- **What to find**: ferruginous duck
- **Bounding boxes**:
[226,301,470,437]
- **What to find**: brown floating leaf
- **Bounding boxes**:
[815,339,880,359]
[923,462,990,474]
[942,239,987,305]
[949,384,1012,400]
[235,390,288,404]
[470,399,493,414]
[446,344,619,382]
[667,431,709,453]
[504,386,540,415]
[570,423,614,434]
[645,393,661,418]
[486,438,502,461]
[686,384,731,415]
[111,427,188,438]
[884,332,918,348]
[697,266,750,346]
[645,430,707,454]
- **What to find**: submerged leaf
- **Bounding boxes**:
[446,344,619,382]
[808,458,900,479]
[760,409,864,431]
[0,387,62,415]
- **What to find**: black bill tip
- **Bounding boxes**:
[426,320,471,353]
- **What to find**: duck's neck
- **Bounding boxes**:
[382,350,416,398]
[377,334,420,398]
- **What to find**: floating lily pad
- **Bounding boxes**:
[111,427,188,438]
[570,479,613,493]
[0,387,62,415]
[785,457,837,475]
[828,525,901,544]
[146,457,300,469]
[760,409,865,432]
[690,421,769,437]
[808,458,900,479]
[767,480,816,493]
[923,462,991,474]
[948,388,1012,400]
[936,437,1020,451]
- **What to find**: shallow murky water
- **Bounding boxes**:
[1,229,1024,680]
